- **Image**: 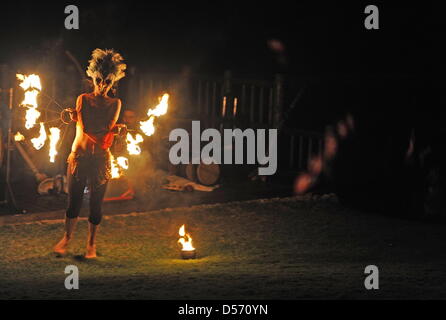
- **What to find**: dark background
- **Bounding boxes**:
[0,2,432,76]
[0,1,436,130]
[0,1,442,216]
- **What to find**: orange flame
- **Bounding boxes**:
[178,224,195,251]
[16,74,42,129]
[140,93,169,137]
[14,132,25,141]
[147,93,169,118]
[117,156,129,169]
[110,154,129,179]
[126,132,144,155]
[49,127,60,163]
[140,116,155,137]
[31,123,47,150]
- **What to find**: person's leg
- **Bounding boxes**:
[54,162,86,255]
[85,181,108,258]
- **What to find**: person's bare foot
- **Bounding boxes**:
[54,236,70,255]
[85,244,97,259]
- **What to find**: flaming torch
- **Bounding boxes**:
[178,224,196,259]
[140,93,169,137]
[48,127,60,163]
[16,74,42,129]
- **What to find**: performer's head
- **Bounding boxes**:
[122,109,137,128]
[86,48,126,96]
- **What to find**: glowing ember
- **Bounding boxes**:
[16,74,42,129]
[126,132,144,155]
[31,123,47,150]
[14,132,25,141]
[178,224,195,251]
[140,93,169,136]
[48,127,60,163]
[110,154,129,179]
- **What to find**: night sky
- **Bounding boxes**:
[0,1,438,135]
[0,2,431,77]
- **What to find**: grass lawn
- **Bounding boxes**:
[1,196,446,299]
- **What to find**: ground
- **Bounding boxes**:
[1,196,446,299]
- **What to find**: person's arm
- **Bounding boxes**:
[108,99,121,131]
[63,95,83,122]
[74,94,83,123]
[109,99,127,136]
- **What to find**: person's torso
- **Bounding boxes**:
[72,93,118,153]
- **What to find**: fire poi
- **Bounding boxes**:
[178,224,196,259]
[110,93,170,179]
[15,73,63,162]
[140,93,169,137]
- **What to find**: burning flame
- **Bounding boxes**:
[110,154,129,179]
[31,123,47,150]
[126,133,144,155]
[14,132,25,141]
[147,93,169,117]
[16,74,42,129]
[140,93,169,137]
[140,116,155,137]
[117,156,129,169]
[178,224,195,251]
[48,127,60,163]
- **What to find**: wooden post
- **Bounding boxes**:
[318,138,323,157]
[197,80,202,116]
[205,81,210,115]
[259,87,264,124]
[273,74,284,130]
[307,137,312,169]
[223,70,232,95]
[212,82,217,116]
[268,87,273,127]
[241,84,246,116]
[179,66,192,118]
[250,85,255,123]
[289,135,295,168]
[222,70,232,126]
[298,135,303,169]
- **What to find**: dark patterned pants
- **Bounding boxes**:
[65,150,111,225]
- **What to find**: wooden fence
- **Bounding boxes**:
[122,70,324,172]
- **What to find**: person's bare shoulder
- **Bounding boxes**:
[110,97,122,109]
[76,93,88,110]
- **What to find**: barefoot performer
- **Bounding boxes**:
[54,48,127,258]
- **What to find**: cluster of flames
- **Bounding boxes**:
[15,74,60,163]
[111,93,170,179]
[178,224,195,251]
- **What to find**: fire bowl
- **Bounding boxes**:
[181,250,196,260]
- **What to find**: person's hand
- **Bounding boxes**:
[113,124,127,136]
[61,108,77,123]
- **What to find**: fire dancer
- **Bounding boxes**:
[54,48,126,258]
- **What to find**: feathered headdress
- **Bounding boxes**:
[86,48,126,82]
